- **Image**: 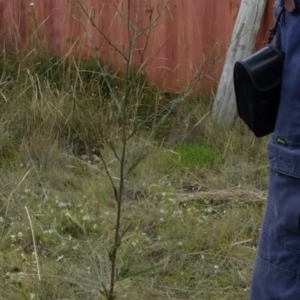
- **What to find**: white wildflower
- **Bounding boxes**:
[82,215,91,221]
[205,207,213,213]
[91,154,100,163]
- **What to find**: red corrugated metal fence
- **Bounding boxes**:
[0,0,276,91]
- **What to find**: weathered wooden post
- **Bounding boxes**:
[212,0,268,126]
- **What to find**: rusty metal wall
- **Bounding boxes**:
[0,0,275,91]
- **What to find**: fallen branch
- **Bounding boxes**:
[178,189,266,204]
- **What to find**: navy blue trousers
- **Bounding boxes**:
[250,1,300,299]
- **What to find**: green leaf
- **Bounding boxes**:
[99,283,109,298]
[119,221,133,239]
[108,246,117,263]
[116,264,131,281]
[116,264,162,281]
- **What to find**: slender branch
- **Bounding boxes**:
[108,1,132,297]
[109,0,128,25]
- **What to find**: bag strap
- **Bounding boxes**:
[268,7,284,44]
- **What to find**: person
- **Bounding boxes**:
[250,0,300,299]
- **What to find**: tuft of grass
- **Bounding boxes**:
[174,142,219,168]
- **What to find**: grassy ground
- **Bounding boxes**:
[0,54,270,300]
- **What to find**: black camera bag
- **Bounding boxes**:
[233,7,284,137]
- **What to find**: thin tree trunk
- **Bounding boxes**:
[212,0,268,126]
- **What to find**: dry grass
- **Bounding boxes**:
[0,50,269,300]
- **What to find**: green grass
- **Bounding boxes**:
[0,52,269,300]
[173,143,219,167]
